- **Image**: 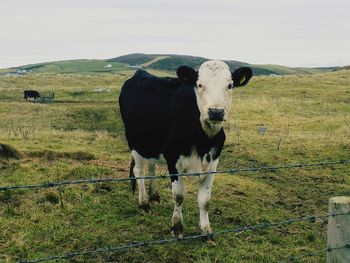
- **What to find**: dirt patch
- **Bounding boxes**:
[27,150,95,161]
[38,192,60,204]
[0,143,20,159]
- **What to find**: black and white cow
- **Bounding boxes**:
[24,90,41,101]
[119,61,252,236]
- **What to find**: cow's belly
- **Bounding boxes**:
[176,148,213,181]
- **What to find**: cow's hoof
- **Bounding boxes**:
[200,226,216,244]
[139,203,152,215]
[149,193,161,205]
[205,237,217,246]
[171,223,184,238]
[201,225,212,234]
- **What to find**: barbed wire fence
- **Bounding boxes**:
[1,159,349,262]
[279,244,350,263]
[18,212,350,263]
[1,159,349,191]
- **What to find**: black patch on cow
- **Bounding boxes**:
[129,158,136,194]
[175,194,184,206]
[206,154,211,163]
[171,222,184,236]
[204,201,210,211]
[119,69,225,183]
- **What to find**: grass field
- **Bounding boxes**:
[0,69,350,262]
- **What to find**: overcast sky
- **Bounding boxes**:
[1,0,350,68]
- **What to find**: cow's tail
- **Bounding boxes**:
[129,158,136,194]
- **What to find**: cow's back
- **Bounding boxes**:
[119,70,181,159]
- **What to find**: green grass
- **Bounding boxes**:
[252,64,338,75]
[0,69,350,262]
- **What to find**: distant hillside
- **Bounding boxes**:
[0,60,127,75]
[334,65,350,71]
[0,53,339,76]
[108,53,338,76]
[108,53,267,74]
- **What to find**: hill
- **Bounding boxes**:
[0,59,127,75]
[334,65,350,71]
[0,53,339,76]
[108,53,338,75]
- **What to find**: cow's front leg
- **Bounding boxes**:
[171,176,185,237]
[131,150,151,214]
[198,160,218,234]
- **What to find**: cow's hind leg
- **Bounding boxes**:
[171,176,185,237]
[131,150,151,214]
[148,163,160,204]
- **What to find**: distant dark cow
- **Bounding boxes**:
[24,90,40,101]
[119,61,252,237]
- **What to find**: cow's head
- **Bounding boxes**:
[177,60,252,137]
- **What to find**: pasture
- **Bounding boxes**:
[0,70,350,262]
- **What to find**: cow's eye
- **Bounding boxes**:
[228,83,233,89]
[198,84,203,89]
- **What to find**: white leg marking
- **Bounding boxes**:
[131,150,149,212]
[198,159,218,234]
[172,176,185,237]
[148,163,160,203]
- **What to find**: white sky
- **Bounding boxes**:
[1,0,350,68]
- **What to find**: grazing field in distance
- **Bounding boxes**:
[0,69,350,262]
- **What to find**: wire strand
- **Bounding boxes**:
[19,212,349,263]
[1,159,350,192]
[280,243,350,262]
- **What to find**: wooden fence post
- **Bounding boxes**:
[327,196,350,263]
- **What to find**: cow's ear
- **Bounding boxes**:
[176,66,198,86]
[232,67,253,87]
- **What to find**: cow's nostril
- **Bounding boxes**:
[208,108,224,115]
[208,108,225,121]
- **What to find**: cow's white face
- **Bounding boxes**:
[176,60,252,138]
[196,61,233,137]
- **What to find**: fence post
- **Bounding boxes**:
[327,196,350,263]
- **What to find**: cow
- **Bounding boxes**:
[119,60,252,237]
[24,90,41,101]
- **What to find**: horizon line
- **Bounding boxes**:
[0,52,347,70]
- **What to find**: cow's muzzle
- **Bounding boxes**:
[208,108,225,121]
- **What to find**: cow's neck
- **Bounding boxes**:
[200,119,223,138]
